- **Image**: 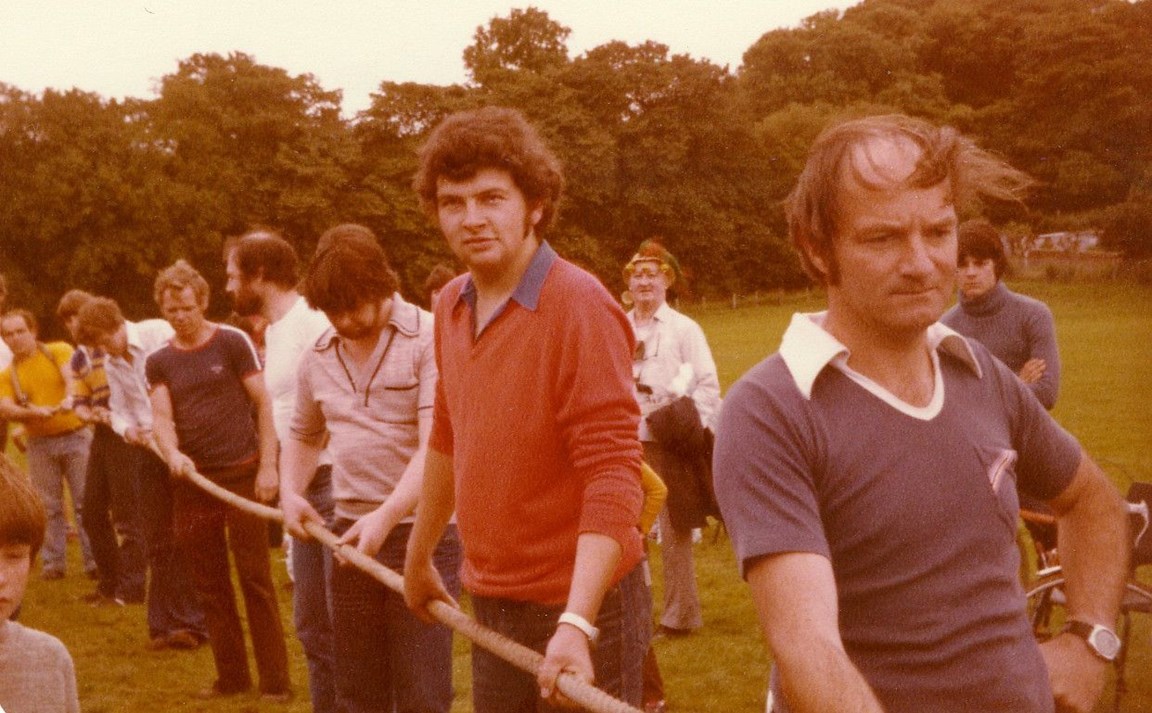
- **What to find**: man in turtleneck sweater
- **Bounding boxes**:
[942,220,1061,409]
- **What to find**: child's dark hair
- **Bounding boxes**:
[0,455,47,556]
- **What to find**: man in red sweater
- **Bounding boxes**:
[404,106,648,712]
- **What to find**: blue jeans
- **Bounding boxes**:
[27,428,94,574]
[330,519,460,713]
[292,467,336,713]
[137,449,206,639]
[83,425,147,599]
[470,563,651,713]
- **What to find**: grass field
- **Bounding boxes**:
[16,279,1152,712]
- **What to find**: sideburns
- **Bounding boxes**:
[521,203,545,242]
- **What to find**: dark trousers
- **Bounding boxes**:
[137,449,205,639]
[331,520,461,713]
[470,563,650,713]
[172,462,290,694]
[641,549,665,705]
[82,425,147,600]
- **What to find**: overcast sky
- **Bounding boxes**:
[0,1,857,115]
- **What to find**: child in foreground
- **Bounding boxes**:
[0,454,80,713]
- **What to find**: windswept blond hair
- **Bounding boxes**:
[786,114,1032,285]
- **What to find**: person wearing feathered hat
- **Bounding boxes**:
[623,240,721,643]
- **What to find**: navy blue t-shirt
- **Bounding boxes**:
[145,325,261,471]
[715,335,1081,713]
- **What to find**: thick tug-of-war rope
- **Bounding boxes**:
[158,444,643,713]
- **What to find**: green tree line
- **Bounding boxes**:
[2,0,1149,326]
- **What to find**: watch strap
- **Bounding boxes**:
[557,612,599,642]
[1063,620,1120,661]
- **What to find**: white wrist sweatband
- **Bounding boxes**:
[557,612,599,642]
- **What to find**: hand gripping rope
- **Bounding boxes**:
[159,445,643,713]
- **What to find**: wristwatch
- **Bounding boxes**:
[557,612,599,643]
[1063,620,1121,662]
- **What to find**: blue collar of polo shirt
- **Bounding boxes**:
[458,240,557,313]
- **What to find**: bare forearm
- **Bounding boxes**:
[1039,454,1121,713]
[152,418,180,463]
[0,401,18,420]
[407,448,455,562]
[776,643,884,713]
[4,404,37,422]
[256,400,279,468]
[0,400,51,422]
[280,438,321,497]
[563,532,621,623]
[1054,453,1128,625]
[536,532,623,701]
[748,555,884,713]
[148,386,185,468]
[375,415,432,525]
[375,447,425,526]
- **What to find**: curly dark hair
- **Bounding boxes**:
[413,106,565,235]
[303,224,399,315]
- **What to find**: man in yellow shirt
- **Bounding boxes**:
[0,308,95,580]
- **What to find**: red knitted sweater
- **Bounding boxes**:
[430,253,644,604]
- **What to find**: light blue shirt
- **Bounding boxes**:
[105,319,172,437]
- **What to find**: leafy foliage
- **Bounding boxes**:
[463,7,571,85]
[1,1,1150,330]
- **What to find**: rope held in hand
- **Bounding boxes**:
[169,456,643,713]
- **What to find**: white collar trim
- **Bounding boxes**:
[779,312,982,403]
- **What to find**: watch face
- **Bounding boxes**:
[1090,628,1122,660]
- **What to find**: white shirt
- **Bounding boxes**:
[627,301,722,439]
[263,295,332,462]
[105,319,174,437]
[263,294,331,440]
[0,340,11,371]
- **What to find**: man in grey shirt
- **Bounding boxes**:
[280,224,460,713]
[714,115,1128,713]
